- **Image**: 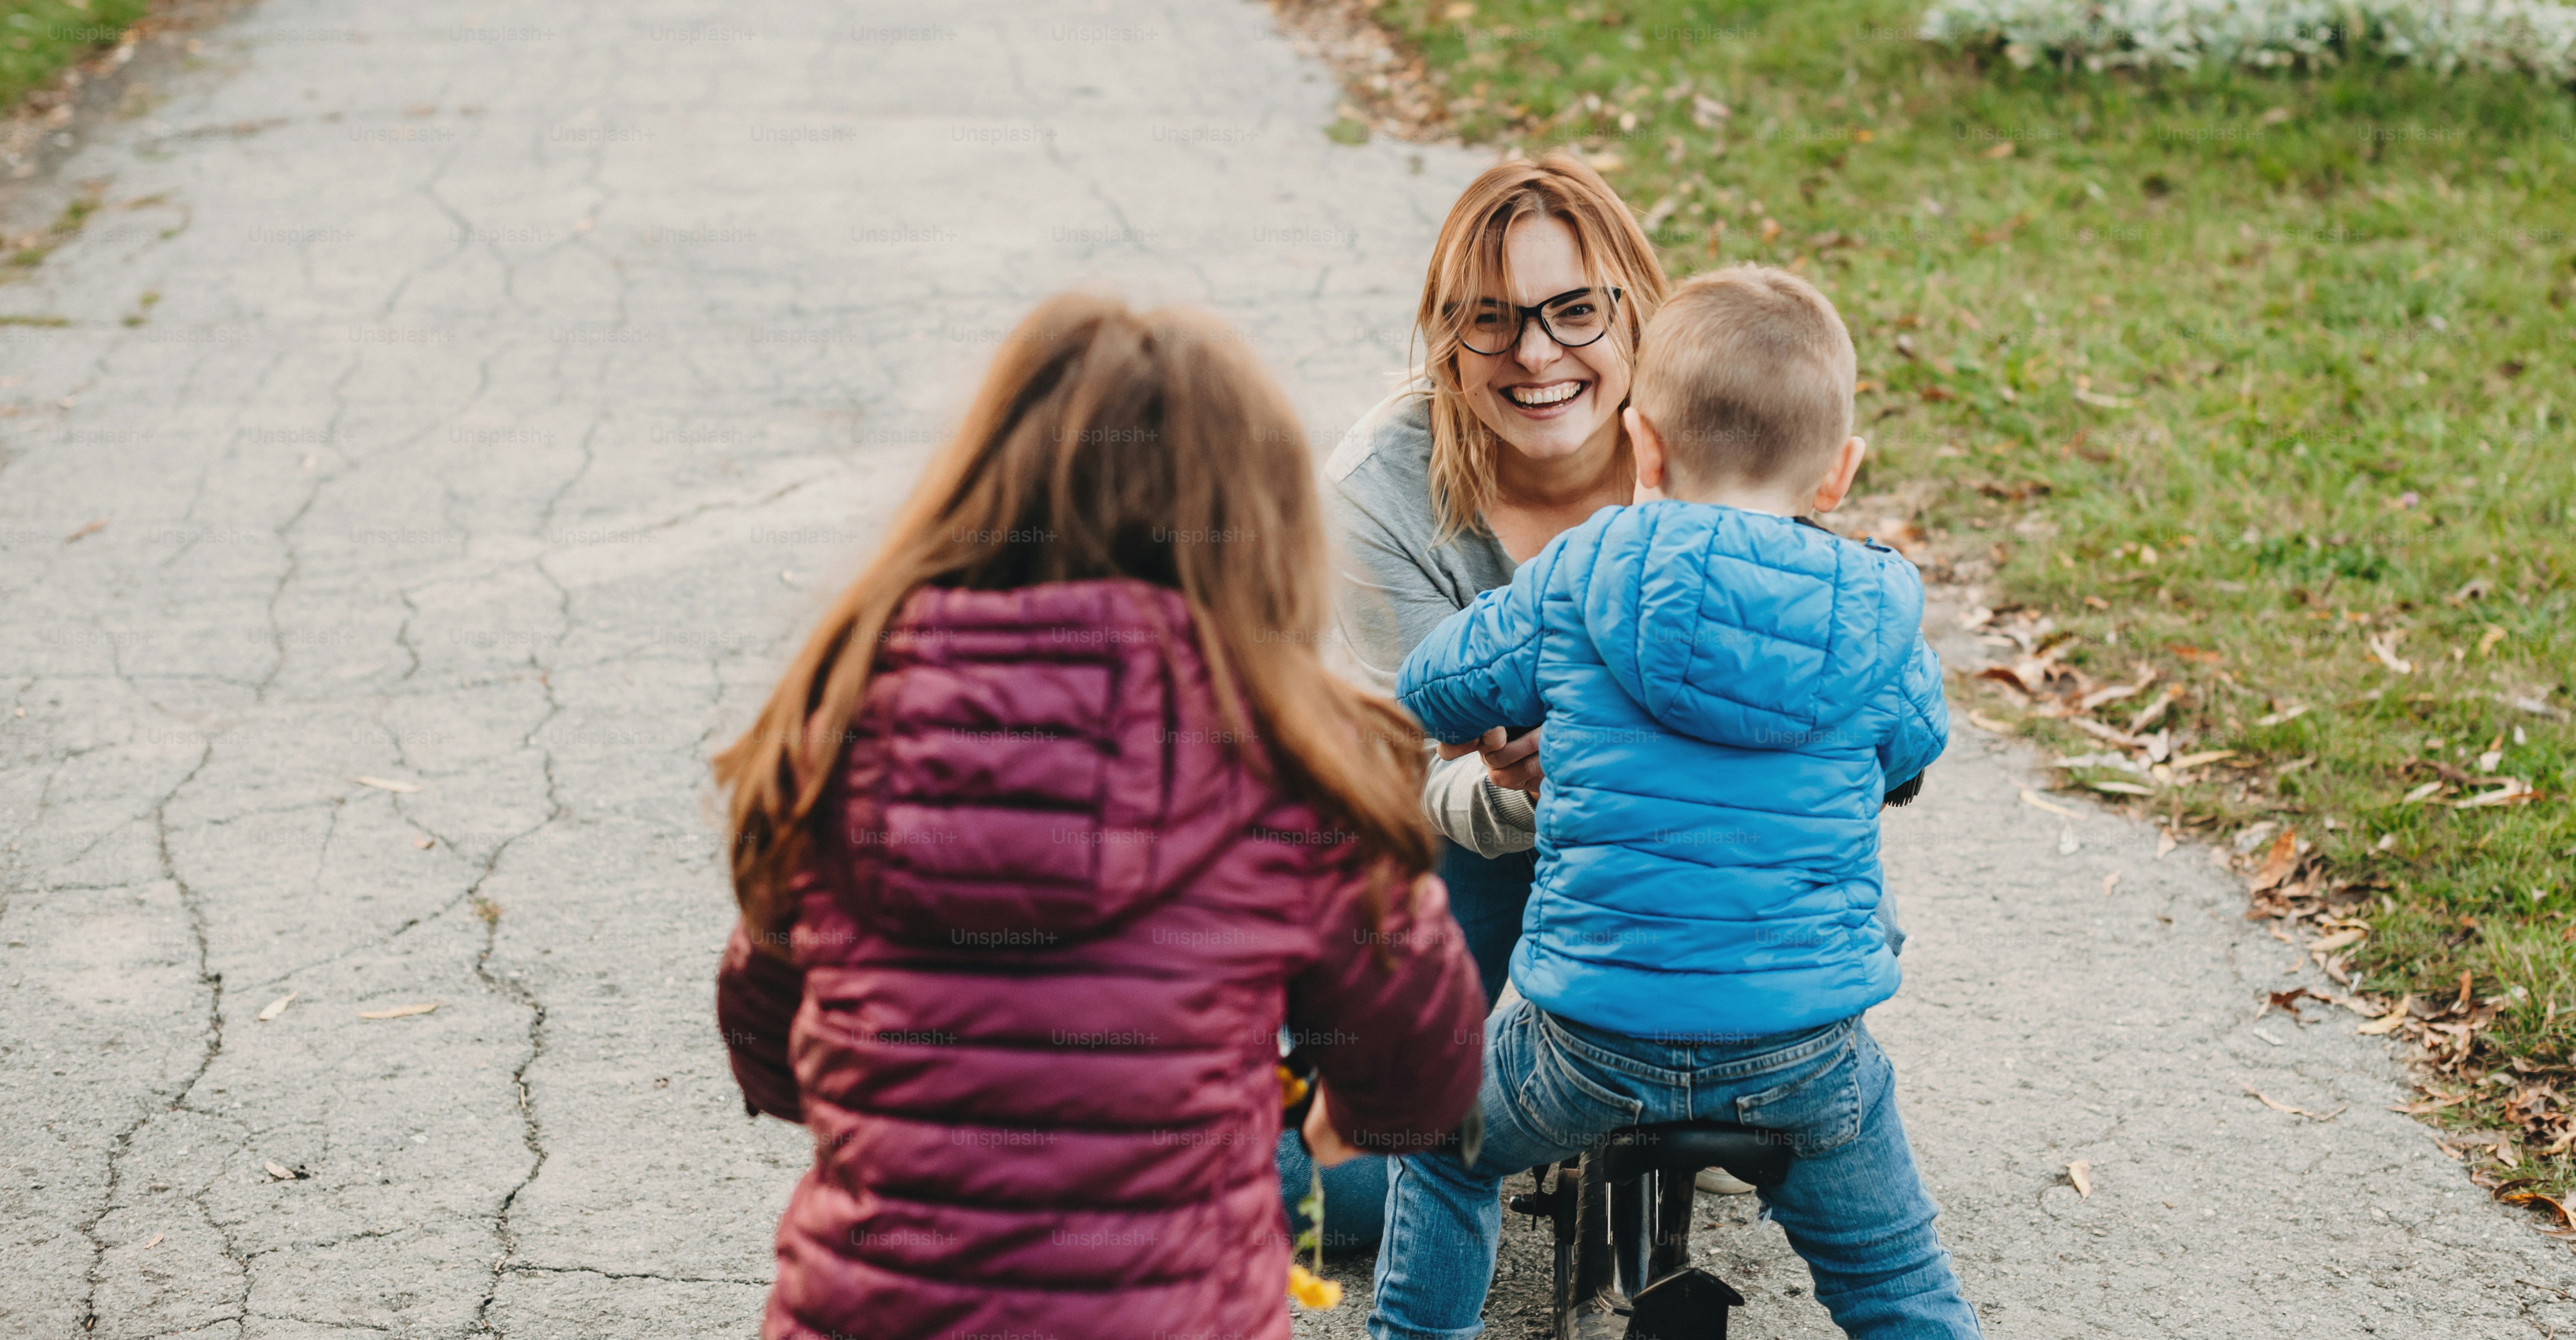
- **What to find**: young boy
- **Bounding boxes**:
[1366,266,1977,1339]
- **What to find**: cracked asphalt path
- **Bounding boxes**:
[0,2,2566,1337]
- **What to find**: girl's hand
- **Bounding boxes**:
[1302,1086,1360,1168]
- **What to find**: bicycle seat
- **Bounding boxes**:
[1597,1119,1792,1189]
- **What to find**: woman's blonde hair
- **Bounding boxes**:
[713,290,1435,943]
[1415,153,1669,543]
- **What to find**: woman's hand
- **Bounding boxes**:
[1438,726,1543,799]
[1303,1086,1360,1167]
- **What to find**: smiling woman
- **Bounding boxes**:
[1329,153,1668,961]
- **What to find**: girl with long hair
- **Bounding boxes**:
[711,290,1484,1340]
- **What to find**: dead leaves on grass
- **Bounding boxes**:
[1968,611,2247,804]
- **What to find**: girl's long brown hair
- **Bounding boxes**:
[714,290,1435,942]
[1417,152,1671,543]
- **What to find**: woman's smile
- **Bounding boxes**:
[1500,379,1587,413]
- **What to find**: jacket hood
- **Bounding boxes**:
[838,579,1271,945]
[1582,504,1923,749]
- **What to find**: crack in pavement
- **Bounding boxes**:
[75,745,219,1334]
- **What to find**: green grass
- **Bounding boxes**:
[1362,0,2576,1191]
[2,0,148,110]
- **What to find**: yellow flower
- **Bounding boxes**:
[1288,1263,1344,1310]
[1277,1063,1310,1110]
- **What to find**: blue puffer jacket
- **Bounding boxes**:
[1397,503,1947,1039]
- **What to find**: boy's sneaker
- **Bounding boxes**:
[1695,1167,1756,1195]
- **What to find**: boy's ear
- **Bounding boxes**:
[1809,435,1867,514]
[1624,406,1666,503]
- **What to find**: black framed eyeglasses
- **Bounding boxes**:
[1448,285,1622,357]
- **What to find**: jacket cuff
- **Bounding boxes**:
[716,924,808,1123]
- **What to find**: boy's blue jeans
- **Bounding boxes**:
[1368,998,1980,1340]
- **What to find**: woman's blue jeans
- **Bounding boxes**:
[1439,841,1536,1006]
[1275,841,1534,1250]
[1367,999,1980,1340]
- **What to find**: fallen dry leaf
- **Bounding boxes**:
[256,991,296,1022]
[2388,1094,2471,1114]
[354,776,421,794]
[64,518,108,544]
[140,1232,163,1250]
[2453,778,2534,809]
[1967,710,2019,734]
[2067,1160,2092,1198]
[2250,830,2299,891]
[2244,1086,2344,1120]
[2125,688,2177,735]
[2401,780,2446,804]
[2057,824,2080,856]
[2088,780,2154,796]
[412,835,433,849]
[2068,716,2145,748]
[2258,987,2322,1020]
[2503,1189,2576,1233]
[2358,996,2414,1035]
[2078,682,2143,711]
[1979,663,2045,695]
[2366,632,2412,675]
[2308,928,2368,954]
[264,1161,301,1181]
[359,1002,438,1020]
[2019,789,2080,818]
[2156,830,2178,860]
[2169,749,2235,769]
[2253,704,2310,726]
[2101,871,2122,897]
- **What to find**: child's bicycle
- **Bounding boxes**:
[1510,1120,1793,1340]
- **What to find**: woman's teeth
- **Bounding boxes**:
[1505,382,1582,407]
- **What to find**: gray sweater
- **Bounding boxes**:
[1326,388,1538,857]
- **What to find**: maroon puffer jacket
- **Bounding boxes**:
[717,579,1485,1340]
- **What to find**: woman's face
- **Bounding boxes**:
[1453,214,1631,468]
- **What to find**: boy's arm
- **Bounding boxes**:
[1396,545,1554,746]
[1876,635,1949,790]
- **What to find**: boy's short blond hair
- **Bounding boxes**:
[1632,265,1856,491]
